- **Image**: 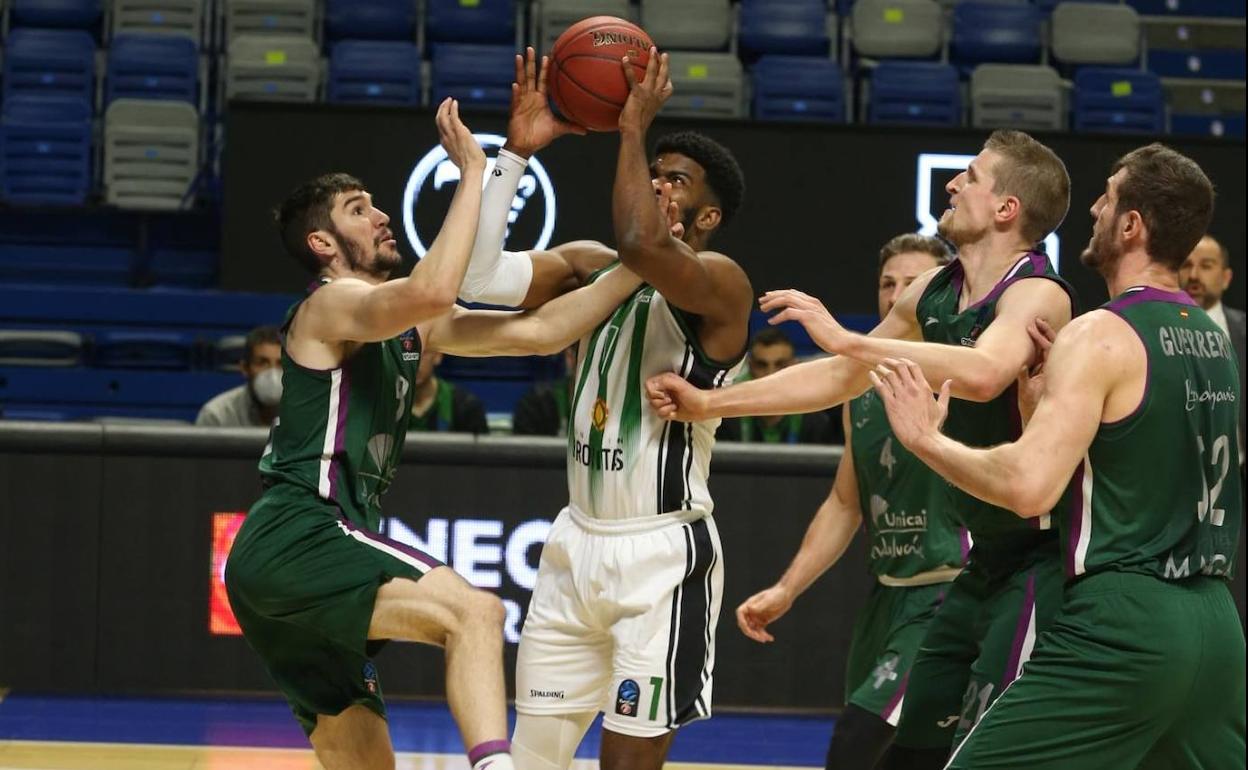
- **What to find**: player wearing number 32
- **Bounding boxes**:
[872,144,1244,769]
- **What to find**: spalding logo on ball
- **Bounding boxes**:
[548,16,654,132]
[402,133,557,259]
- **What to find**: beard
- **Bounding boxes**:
[1079,224,1122,278]
[331,225,401,279]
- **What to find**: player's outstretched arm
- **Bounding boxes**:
[767,275,1073,402]
[738,409,863,644]
[424,264,642,358]
[457,48,589,308]
[304,99,485,344]
[645,293,920,422]
[871,311,1126,518]
[611,48,753,346]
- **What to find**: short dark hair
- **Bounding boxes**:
[654,131,745,224]
[750,327,793,350]
[984,130,1071,245]
[878,233,951,274]
[275,173,365,273]
[245,325,282,360]
[1111,144,1215,271]
[1200,234,1231,268]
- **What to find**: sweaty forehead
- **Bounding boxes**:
[651,153,705,181]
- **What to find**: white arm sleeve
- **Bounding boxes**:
[459,148,535,306]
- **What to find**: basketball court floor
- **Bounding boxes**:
[0,689,831,769]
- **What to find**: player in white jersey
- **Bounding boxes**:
[456,49,753,770]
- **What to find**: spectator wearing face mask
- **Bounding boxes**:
[196,326,283,427]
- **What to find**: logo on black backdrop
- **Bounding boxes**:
[402,133,557,259]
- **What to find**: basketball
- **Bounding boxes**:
[548,16,654,132]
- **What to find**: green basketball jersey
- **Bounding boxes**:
[915,252,1076,562]
[259,280,421,531]
[849,390,967,578]
[1064,287,1242,581]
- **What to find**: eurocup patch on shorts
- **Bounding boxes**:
[363,661,379,694]
[615,679,640,717]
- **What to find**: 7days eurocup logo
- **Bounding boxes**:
[402,133,557,259]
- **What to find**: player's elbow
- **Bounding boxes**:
[1008,475,1060,520]
[410,282,458,316]
[963,365,1017,403]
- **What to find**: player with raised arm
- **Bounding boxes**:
[871,143,1243,770]
[455,48,753,770]
[648,131,1078,768]
[224,99,670,770]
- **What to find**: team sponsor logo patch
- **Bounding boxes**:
[615,679,640,717]
[363,661,379,694]
[592,397,609,432]
[398,328,421,362]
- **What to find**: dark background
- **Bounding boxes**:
[222,102,1246,315]
[3,426,1243,708]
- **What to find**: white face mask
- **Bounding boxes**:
[251,367,283,407]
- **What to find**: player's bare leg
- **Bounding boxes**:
[600,729,675,770]
[310,704,396,770]
[370,567,512,767]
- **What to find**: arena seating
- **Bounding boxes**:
[0,0,1242,424]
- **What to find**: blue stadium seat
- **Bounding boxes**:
[0,366,238,421]
[1146,50,1246,81]
[105,34,199,106]
[1170,114,1246,139]
[950,3,1043,70]
[751,56,846,122]
[430,43,514,111]
[9,0,102,28]
[1,28,97,105]
[324,0,417,41]
[327,40,422,106]
[148,248,217,287]
[425,0,516,45]
[1072,68,1164,134]
[92,330,197,369]
[867,60,962,126]
[1125,0,1246,17]
[738,0,832,61]
[0,96,93,206]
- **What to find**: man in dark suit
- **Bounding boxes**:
[1181,235,1245,391]
[1182,234,1246,628]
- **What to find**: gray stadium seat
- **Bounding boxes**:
[534,0,632,56]
[851,0,943,59]
[0,330,84,367]
[224,0,318,49]
[971,64,1065,130]
[641,0,733,52]
[111,0,205,43]
[1143,16,1246,53]
[103,99,200,210]
[664,51,745,119]
[1051,2,1141,66]
[225,34,321,102]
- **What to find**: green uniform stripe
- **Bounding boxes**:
[619,288,655,451]
[587,291,644,500]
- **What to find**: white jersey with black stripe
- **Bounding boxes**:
[566,280,744,523]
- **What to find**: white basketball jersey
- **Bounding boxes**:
[567,280,744,522]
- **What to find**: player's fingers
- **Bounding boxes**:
[768,308,799,326]
[621,56,638,89]
[513,54,524,89]
[938,379,952,411]
[657,52,669,90]
[868,369,891,400]
[643,47,659,86]
[902,359,925,392]
[537,55,551,95]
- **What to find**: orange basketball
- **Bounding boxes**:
[548,16,654,132]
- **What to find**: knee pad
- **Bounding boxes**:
[512,711,596,770]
